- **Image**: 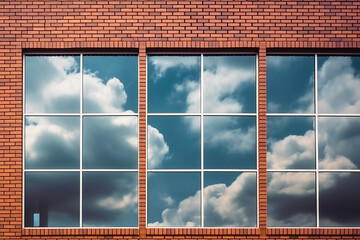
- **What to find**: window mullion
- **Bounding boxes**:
[79,53,83,227]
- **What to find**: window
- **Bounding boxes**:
[267,55,360,227]
[147,54,258,227]
[24,54,139,227]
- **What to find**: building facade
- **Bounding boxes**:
[1,0,360,239]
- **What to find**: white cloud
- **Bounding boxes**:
[147,125,170,169]
[161,195,175,206]
[84,74,128,113]
[267,130,315,169]
[98,192,137,211]
[207,125,256,154]
[149,56,199,82]
[318,56,360,113]
[149,173,256,227]
[268,172,315,196]
[203,66,254,113]
[148,191,201,227]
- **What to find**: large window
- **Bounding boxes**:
[24,54,139,227]
[147,54,258,227]
[267,55,360,227]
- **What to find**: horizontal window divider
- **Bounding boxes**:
[24,113,83,116]
[24,169,139,172]
[267,169,360,172]
[317,113,360,117]
[82,113,139,116]
[203,113,257,116]
[24,113,139,116]
[147,113,257,116]
[203,169,258,172]
[266,113,316,117]
[318,169,360,172]
[147,169,257,172]
[147,169,202,172]
[267,113,360,117]
[267,169,317,172]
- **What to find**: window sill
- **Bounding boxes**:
[22,228,139,236]
[267,228,360,236]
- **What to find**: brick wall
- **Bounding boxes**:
[0,0,359,239]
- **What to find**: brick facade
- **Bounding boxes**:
[0,0,360,239]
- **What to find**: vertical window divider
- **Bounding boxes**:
[79,54,83,227]
[22,54,26,228]
[256,53,260,228]
[200,54,204,227]
[314,54,319,228]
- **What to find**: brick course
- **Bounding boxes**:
[0,0,360,239]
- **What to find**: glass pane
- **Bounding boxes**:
[267,55,314,113]
[319,173,360,227]
[318,56,360,114]
[147,172,201,227]
[267,172,316,227]
[25,117,80,169]
[82,172,138,227]
[148,55,201,113]
[267,117,315,169]
[148,116,200,169]
[204,116,256,169]
[204,172,257,227]
[83,116,138,169]
[25,172,80,227]
[318,117,360,169]
[203,55,256,113]
[83,55,138,113]
[25,55,80,113]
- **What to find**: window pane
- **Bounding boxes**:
[83,116,138,169]
[147,55,201,113]
[25,172,80,227]
[204,116,256,169]
[267,55,314,113]
[319,173,360,227]
[25,55,80,113]
[318,56,360,114]
[83,55,138,113]
[147,172,201,227]
[82,172,138,227]
[318,117,360,169]
[267,117,315,169]
[203,55,256,113]
[204,172,256,227]
[25,117,80,169]
[267,172,316,227]
[148,116,200,169]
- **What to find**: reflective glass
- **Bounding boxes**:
[267,172,316,227]
[83,55,138,113]
[318,117,360,169]
[319,173,360,227]
[318,56,360,114]
[148,55,201,113]
[25,55,80,113]
[204,172,256,227]
[203,55,256,113]
[25,172,80,227]
[267,117,315,169]
[147,172,201,227]
[204,116,256,169]
[267,55,314,113]
[25,117,80,169]
[82,172,138,227]
[148,116,201,169]
[83,116,138,169]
